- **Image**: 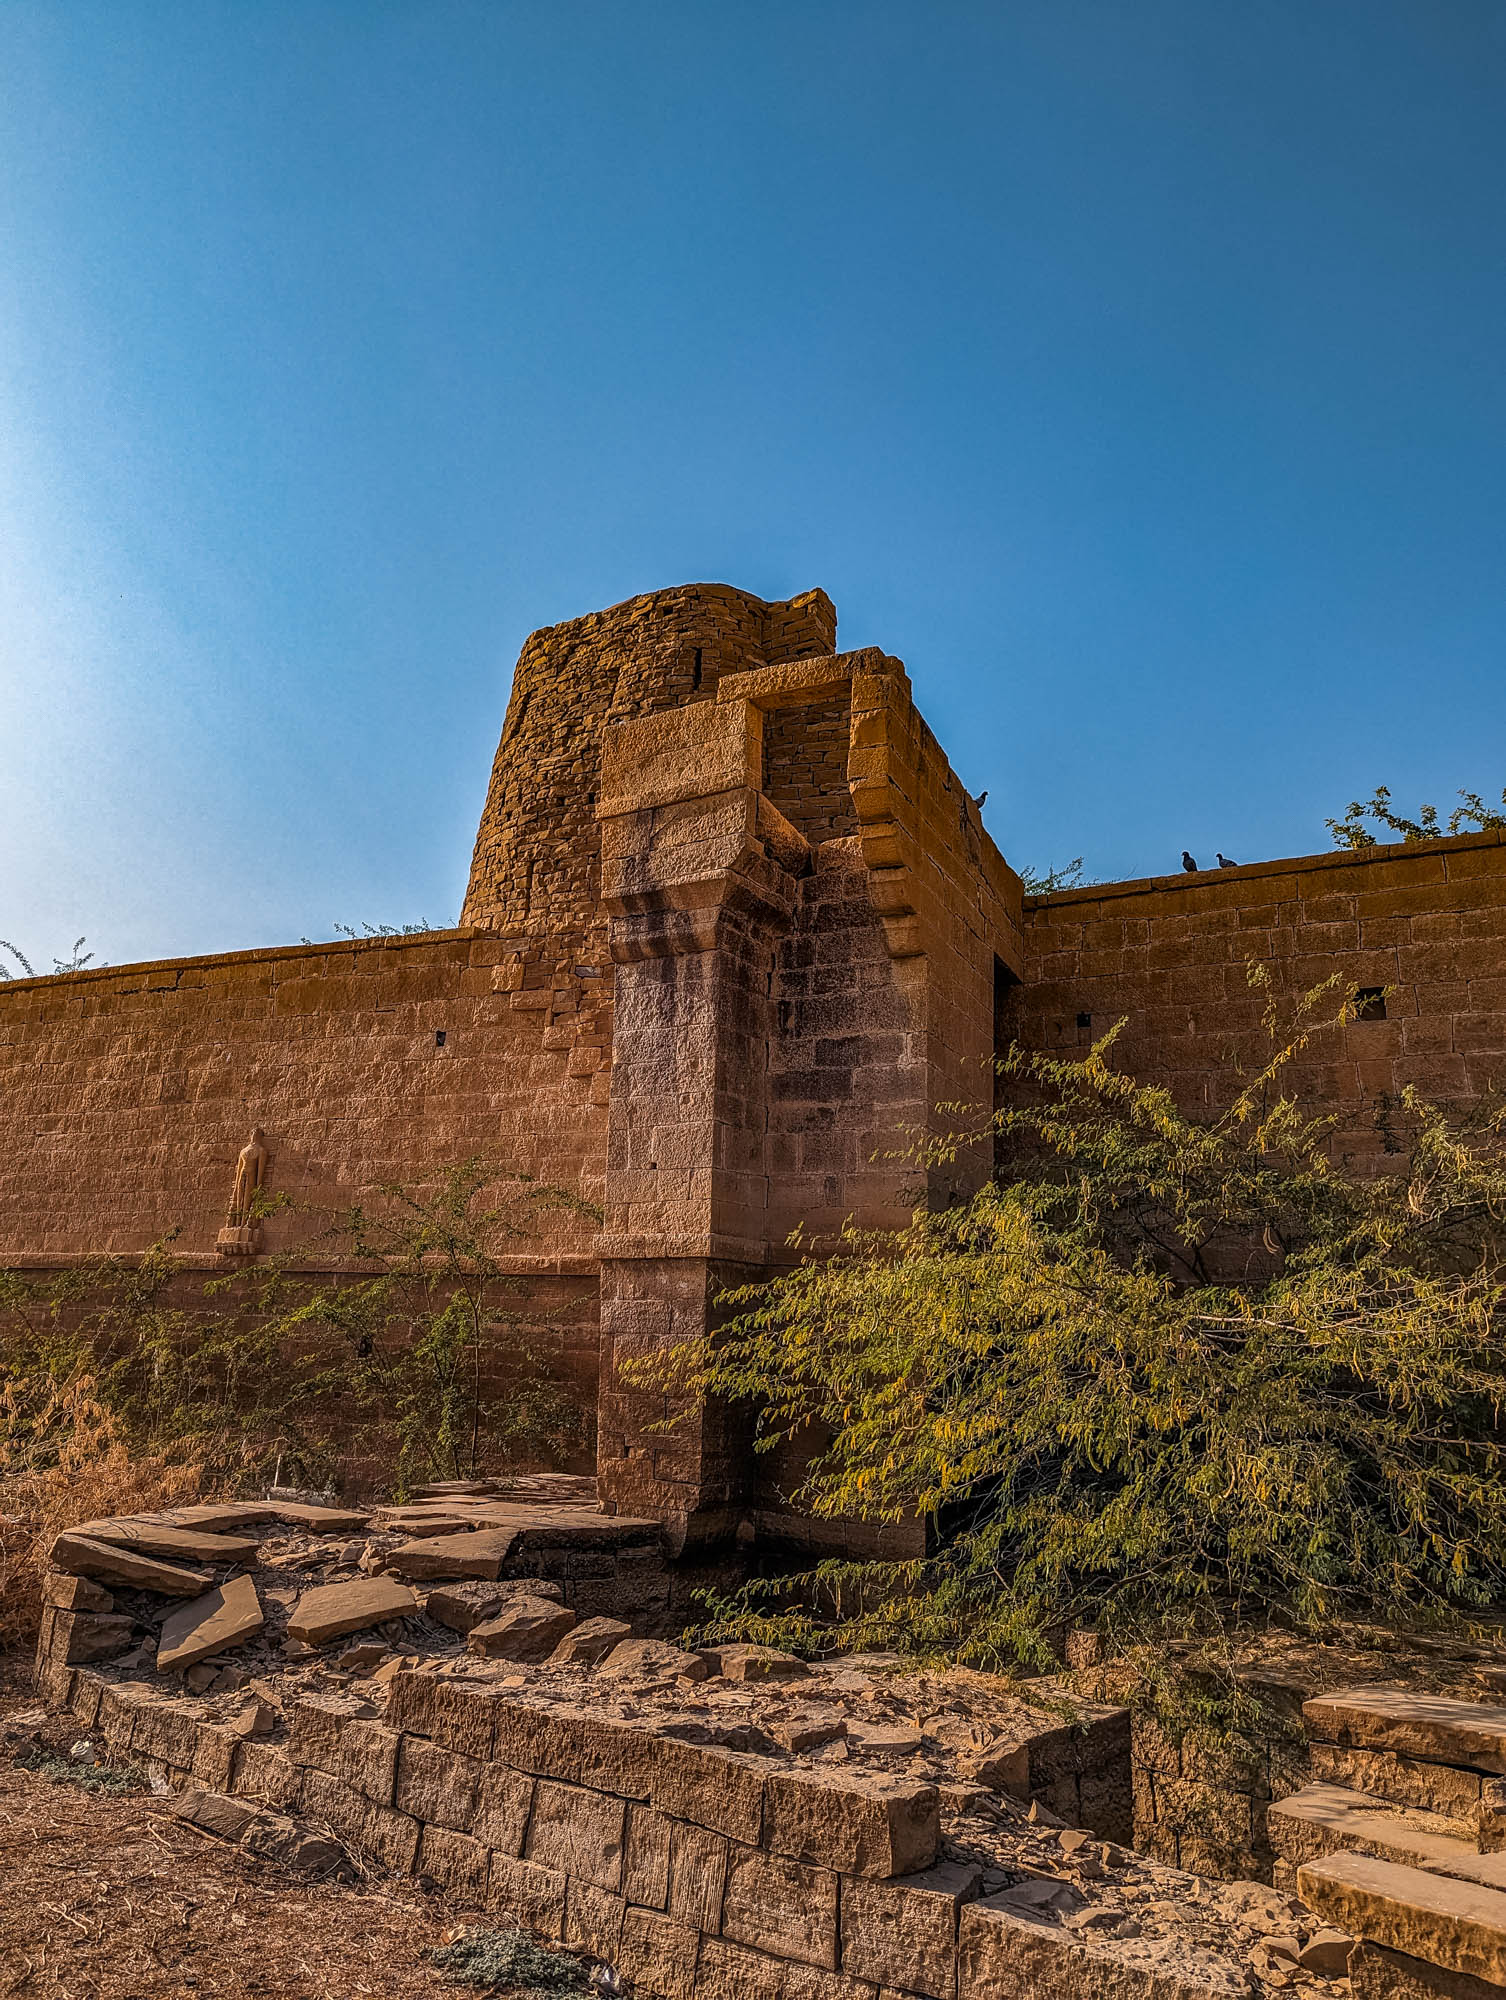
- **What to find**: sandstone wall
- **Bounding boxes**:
[1008,833,1506,1167]
[0,928,610,1262]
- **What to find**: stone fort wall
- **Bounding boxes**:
[3,578,1504,1548]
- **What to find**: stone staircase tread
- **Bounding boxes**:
[1271,1784,1506,1891]
[1297,1850,1506,1986]
[1305,1685,1506,1774]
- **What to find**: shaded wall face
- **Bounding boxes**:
[1005,835,1506,1170]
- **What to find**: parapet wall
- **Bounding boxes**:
[1008,832,1506,1165]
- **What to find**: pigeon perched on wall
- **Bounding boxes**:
[975,790,988,808]
[1181,851,1199,872]
[1217,852,1237,869]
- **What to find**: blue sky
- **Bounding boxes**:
[3,2,1505,969]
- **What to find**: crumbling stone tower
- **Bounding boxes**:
[462,583,1026,1551]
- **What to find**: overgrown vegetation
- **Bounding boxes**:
[0,1163,593,1642]
[662,972,1506,1670]
[430,1926,589,1994]
[1328,784,1506,848]
[1018,858,1088,894]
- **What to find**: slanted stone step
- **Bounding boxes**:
[1306,1687,1506,1775]
[50,1532,213,1597]
[1272,1785,1506,1893]
[1298,1850,1506,1987]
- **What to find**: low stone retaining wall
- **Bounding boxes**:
[41,1655,1187,2000]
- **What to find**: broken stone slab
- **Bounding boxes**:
[699,1643,810,1683]
[145,1504,281,1529]
[171,1787,345,1876]
[1305,1688,1506,1775]
[258,1501,370,1533]
[42,1571,114,1614]
[1299,1851,1506,1987]
[371,1511,478,1538]
[286,1577,419,1646]
[961,1738,1031,1798]
[383,1529,519,1581]
[550,1617,633,1667]
[49,1533,213,1597]
[157,1573,265,1674]
[425,1578,565,1635]
[600,1638,709,1681]
[467,1597,578,1661]
[74,1518,262,1565]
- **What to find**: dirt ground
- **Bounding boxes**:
[0,1683,567,2000]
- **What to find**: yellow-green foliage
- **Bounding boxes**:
[672,977,1506,1666]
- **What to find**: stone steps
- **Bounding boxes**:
[1298,1851,1506,1991]
[1272,1785,1506,1893]
[1304,1687,1506,1776]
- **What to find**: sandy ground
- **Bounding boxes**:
[0,1685,560,2000]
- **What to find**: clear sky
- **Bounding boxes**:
[3,2,1505,970]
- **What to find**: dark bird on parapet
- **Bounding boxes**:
[974,790,988,808]
[1217,852,1237,869]
[1181,851,1199,872]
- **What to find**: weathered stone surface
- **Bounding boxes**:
[288,1697,369,1775]
[393,1735,480,1830]
[962,1739,1031,1798]
[191,1723,240,1791]
[721,1843,840,1970]
[574,1713,659,1799]
[286,1577,418,1646]
[424,1578,565,1634]
[157,1573,264,1672]
[1310,1741,1486,1820]
[1299,1851,1506,1988]
[384,1529,519,1581]
[42,1571,113,1613]
[1300,1928,1357,1977]
[652,1735,765,1845]
[549,1616,632,1667]
[151,1504,280,1530]
[615,1906,700,2000]
[622,1802,672,1909]
[387,1671,500,1761]
[488,1852,568,1939]
[337,1719,401,1806]
[131,1697,201,1767]
[417,1824,491,1899]
[300,1767,420,1873]
[467,1597,577,1661]
[1350,1940,1506,2000]
[231,1740,303,1811]
[524,1777,626,1891]
[601,1638,709,1681]
[764,1767,940,1880]
[76,1518,260,1565]
[1271,1785,1506,1892]
[960,1898,1251,2000]
[55,1610,135,1664]
[666,1820,728,1931]
[173,1787,260,1842]
[841,1860,983,1997]
[259,1502,369,1533]
[699,1643,810,1683]
[564,1877,626,1960]
[1305,1689,1506,1775]
[473,1761,534,1855]
[49,1533,211,1597]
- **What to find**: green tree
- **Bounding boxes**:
[665,976,1506,1667]
[1328,784,1506,849]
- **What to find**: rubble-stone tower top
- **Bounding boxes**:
[461,583,836,934]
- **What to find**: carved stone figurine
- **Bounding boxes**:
[216,1126,269,1256]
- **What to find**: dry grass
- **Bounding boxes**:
[0,1374,203,1650]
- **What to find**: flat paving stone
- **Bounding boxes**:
[383,1530,519,1580]
[1299,1851,1506,1986]
[50,1532,213,1597]
[1305,1688,1506,1775]
[258,1502,369,1533]
[157,1573,265,1673]
[286,1577,419,1646]
[75,1519,261,1565]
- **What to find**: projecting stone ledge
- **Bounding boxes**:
[50,1532,212,1597]
[1305,1688,1506,1776]
[286,1578,419,1647]
[1299,1851,1506,1988]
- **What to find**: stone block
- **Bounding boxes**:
[550,1616,633,1666]
[524,1777,626,1892]
[42,1571,113,1613]
[1351,1940,1506,2000]
[131,1698,201,1769]
[668,1820,729,1931]
[652,1735,766,1844]
[616,1907,700,2000]
[564,1878,626,1960]
[1304,1689,1506,1774]
[694,1937,787,2000]
[231,1741,303,1812]
[721,1843,839,1970]
[300,1767,420,1875]
[55,1610,135,1664]
[337,1719,401,1807]
[97,1681,149,1756]
[491,1699,589,1784]
[392,1735,480,1829]
[623,1802,673,1909]
[1310,1741,1486,1820]
[960,1898,1250,2000]
[764,1768,939,1880]
[386,1672,498,1760]
[473,1762,534,1855]
[287,1577,419,1647]
[191,1723,240,1792]
[156,1573,263,1672]
[841,1861,982,1997]
[1300,1852,1506,1987]
[287,1698,356,1775]
[576,1713,660,1800]
[49,1532,211,1598]
[384,1530,519,1581]
[468,1597,578,1660]
[418,1824,491,1901]
[488,1852,568,1939]
[75,1518,261,1565]
[699,1643,811,1683]
[425,1577,565,1634]
[67,1672,103,1729]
